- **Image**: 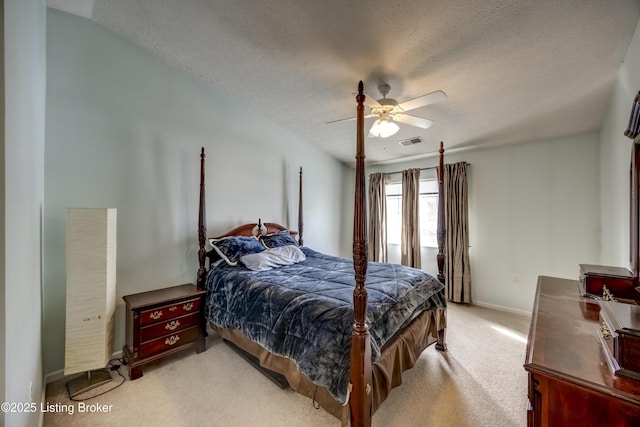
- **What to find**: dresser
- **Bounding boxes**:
[524,276,640,426]
[123,283,207,380]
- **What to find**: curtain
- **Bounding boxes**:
[443,162,471,303]
[401,168,421,268]
[368,173,390,262]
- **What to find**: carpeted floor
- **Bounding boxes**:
[44,303,530,427]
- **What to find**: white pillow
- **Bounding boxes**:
[241,245,306,271]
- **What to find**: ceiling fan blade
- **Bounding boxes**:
[363,96,381,109]
[326,114,375,124]
[393,113,434,129]
[397,90,447,112]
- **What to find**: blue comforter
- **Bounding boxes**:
[205,247,445,403]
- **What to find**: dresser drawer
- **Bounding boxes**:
[140,297,201,326]
[139,326,201,359]
[140,311,200,342]
[583,275,636,299]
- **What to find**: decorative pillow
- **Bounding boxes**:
[259,230,297,249]
[209,236,265,266]
[241,245,306,271]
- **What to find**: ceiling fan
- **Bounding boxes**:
[328,83,447,138]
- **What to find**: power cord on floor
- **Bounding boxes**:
[67,357,127,402]
[311,385,321,409]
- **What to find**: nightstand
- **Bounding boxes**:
[122,283,207,380]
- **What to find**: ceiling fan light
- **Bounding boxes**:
[369,118,399,138]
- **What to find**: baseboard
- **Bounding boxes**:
[44,349,124,385]
[44,368,65,385]
[472,301,531,317]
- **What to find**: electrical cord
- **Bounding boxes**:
[311,385,321,409]
[67,357,127,402]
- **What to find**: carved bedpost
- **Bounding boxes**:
[197,147,207,291]
[298,167,304,246]
[626,91,640,281]
[349,81,372,427]
[255,218,265,237]
[436,141,446,285]
[435,142,447,352]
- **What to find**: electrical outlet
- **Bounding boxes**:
[512,274,520,284]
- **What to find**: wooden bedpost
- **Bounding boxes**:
[298,167,304,246]
[197,147,207,291]
[350,81,372,427]
[436,141,446,285]
[435,142,447,352]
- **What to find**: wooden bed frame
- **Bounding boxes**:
[196,81,447,427]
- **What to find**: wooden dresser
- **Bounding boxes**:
[123,283,206,379]
[524,276,640,426]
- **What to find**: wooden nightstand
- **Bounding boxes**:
[122,283,207,380]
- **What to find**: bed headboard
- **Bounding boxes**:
[209,220,294,240]
[196,147,303,290]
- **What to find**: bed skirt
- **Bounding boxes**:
[210,307,446,425]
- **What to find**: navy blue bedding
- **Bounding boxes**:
[205,246,446,403]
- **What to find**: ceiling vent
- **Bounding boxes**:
[398,137,423,147]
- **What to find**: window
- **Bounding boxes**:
[385,176,439,247]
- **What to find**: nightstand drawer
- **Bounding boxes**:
[140,311,200,342]
[139,326,201,359]
[123,283,206,380]
[140,297,201,326]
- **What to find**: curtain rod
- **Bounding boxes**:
[380,162,470,176]
[382,166,435,176]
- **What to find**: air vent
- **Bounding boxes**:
[398,137,423,147]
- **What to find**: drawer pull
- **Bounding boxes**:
[602,285,616,302]
[165,335,180,346]
[169,306,177,312]
[149,310,163,320]
[165,320,180,331]
[600,322,612,339]
[183,302,194,311]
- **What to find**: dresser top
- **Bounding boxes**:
[123,283,205,310]
[580,264,633,278]
[525,276,640,403]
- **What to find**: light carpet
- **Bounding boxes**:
[44,303,530,426]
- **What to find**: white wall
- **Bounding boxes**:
[43,9,348,375]
[600,19,640,267]
[3,1,46,426]
[365,134,601,313]
[339,169,355,258]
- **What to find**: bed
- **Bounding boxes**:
[196,81,447,426]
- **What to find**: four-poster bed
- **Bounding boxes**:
[196,81,447,426]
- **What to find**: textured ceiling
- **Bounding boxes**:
[48,0,640,165]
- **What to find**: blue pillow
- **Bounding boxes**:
[210,236,265,266]
[259,230,297,249]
